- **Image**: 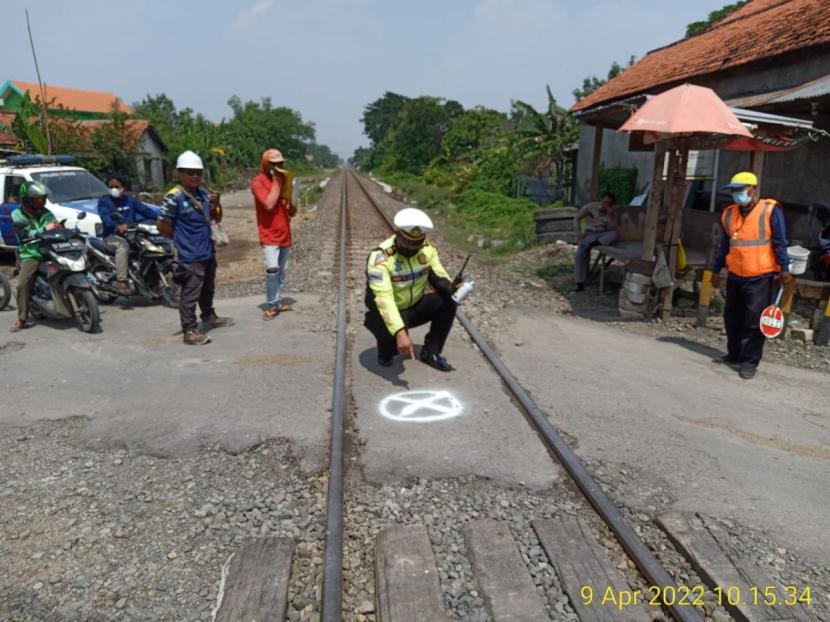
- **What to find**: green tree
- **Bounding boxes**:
[83,102,140,180]
[439,106,507,163]
[307,142,340,168]
[686,1,747,37]
[361,91,410,145]
[512,86,579,192]
[379,97,461,175]
[572,56,636,102]
[222,95,315,167]
[349,146,372,169]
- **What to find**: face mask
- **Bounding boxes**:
[397,246,419,258]
[109,188,122,199]
[732,190,752,207]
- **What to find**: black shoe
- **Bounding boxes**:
[712,355,738,366]
[378,354,394,368]
[573,283,585,293]
[419,347,452,372]
[739,365,757,380]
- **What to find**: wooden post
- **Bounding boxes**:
[641,142,668,261]
[780,278,797,337]
[697,223,724,327]
[749,151,766,193]
[661,141,690,321]
[816,296,830,346]
[589,126,603,201]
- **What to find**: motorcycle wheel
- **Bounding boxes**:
[90,267,118,304]
[159,266,180,309]
[73,289,101,333]
[0,271,10,310]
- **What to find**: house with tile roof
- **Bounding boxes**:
[571,0,830,220]
[0,80,131,119]
[0,80,166,188]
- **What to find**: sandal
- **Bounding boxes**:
[262,307,279,321]
[276,303,293,313]
[9,321,30,333]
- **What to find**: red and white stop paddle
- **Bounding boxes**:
[759,286,785,339]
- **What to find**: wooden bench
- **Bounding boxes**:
[592,242,708,294]
[586,206,720,295]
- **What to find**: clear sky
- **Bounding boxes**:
[1,0,730,159]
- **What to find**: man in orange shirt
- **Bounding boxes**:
[251,149,297,320]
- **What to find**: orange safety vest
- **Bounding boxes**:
[721,199,781,277]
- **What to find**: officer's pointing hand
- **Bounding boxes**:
[396,330,415,359]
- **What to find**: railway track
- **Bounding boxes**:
[215,170,820,622]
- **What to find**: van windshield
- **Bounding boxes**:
[31,170,108,203]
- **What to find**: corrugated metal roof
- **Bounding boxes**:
[727,72,830,108]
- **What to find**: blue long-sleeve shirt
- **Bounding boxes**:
[712,202,790,280]
[97,194,159,237]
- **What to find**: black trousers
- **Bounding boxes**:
[365,293,457,359]
[724,275,774,369]
[179,258,217,332]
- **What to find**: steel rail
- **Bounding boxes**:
[347,169,704,622]
[320,175,348,622]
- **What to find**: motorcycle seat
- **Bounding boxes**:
[88,237,112,254]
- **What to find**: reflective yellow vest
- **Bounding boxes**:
[366,235,451,335]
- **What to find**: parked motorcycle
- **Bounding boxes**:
[24,213,100,333]
[86,220,180,308]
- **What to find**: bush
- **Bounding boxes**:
[453,188,537,247]
[599,166,638,205]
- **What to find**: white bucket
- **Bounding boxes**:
[787,245,809,275]
[624,273,651,304]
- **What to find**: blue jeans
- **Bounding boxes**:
[263,245,290,307]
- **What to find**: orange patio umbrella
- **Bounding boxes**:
[619,83,753,141]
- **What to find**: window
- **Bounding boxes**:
[30,170,108,203]
[3,175,25,204]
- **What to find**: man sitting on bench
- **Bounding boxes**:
[573,192,618,292]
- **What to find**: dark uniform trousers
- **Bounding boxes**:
[178,258,217,332]
[364,293,457,359]
[725,275,774,369]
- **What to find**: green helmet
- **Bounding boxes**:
[19,180,51,203]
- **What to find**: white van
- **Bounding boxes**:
[0,155,105,249]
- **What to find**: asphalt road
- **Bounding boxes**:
[0,293,333,472]
[492,305,830,563]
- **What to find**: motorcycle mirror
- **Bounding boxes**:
[77,211,87,220]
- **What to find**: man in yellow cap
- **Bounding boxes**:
[364,207,459,371]
[711,172,792,379]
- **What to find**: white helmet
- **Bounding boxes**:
[394,208,433,237]
[176,150,204,170]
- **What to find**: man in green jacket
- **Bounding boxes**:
[10,181,58,332]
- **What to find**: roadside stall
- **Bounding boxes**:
[577,84,826,331]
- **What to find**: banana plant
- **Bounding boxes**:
[511,86,578,193]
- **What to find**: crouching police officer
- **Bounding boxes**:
[365,208,458,371]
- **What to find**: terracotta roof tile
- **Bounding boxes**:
[572,0,830,112]
[11,81,131,115]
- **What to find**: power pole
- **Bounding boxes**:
[26,9,52,154]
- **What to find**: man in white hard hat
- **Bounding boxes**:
[157,150,234,345]
[365,208,459,371]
